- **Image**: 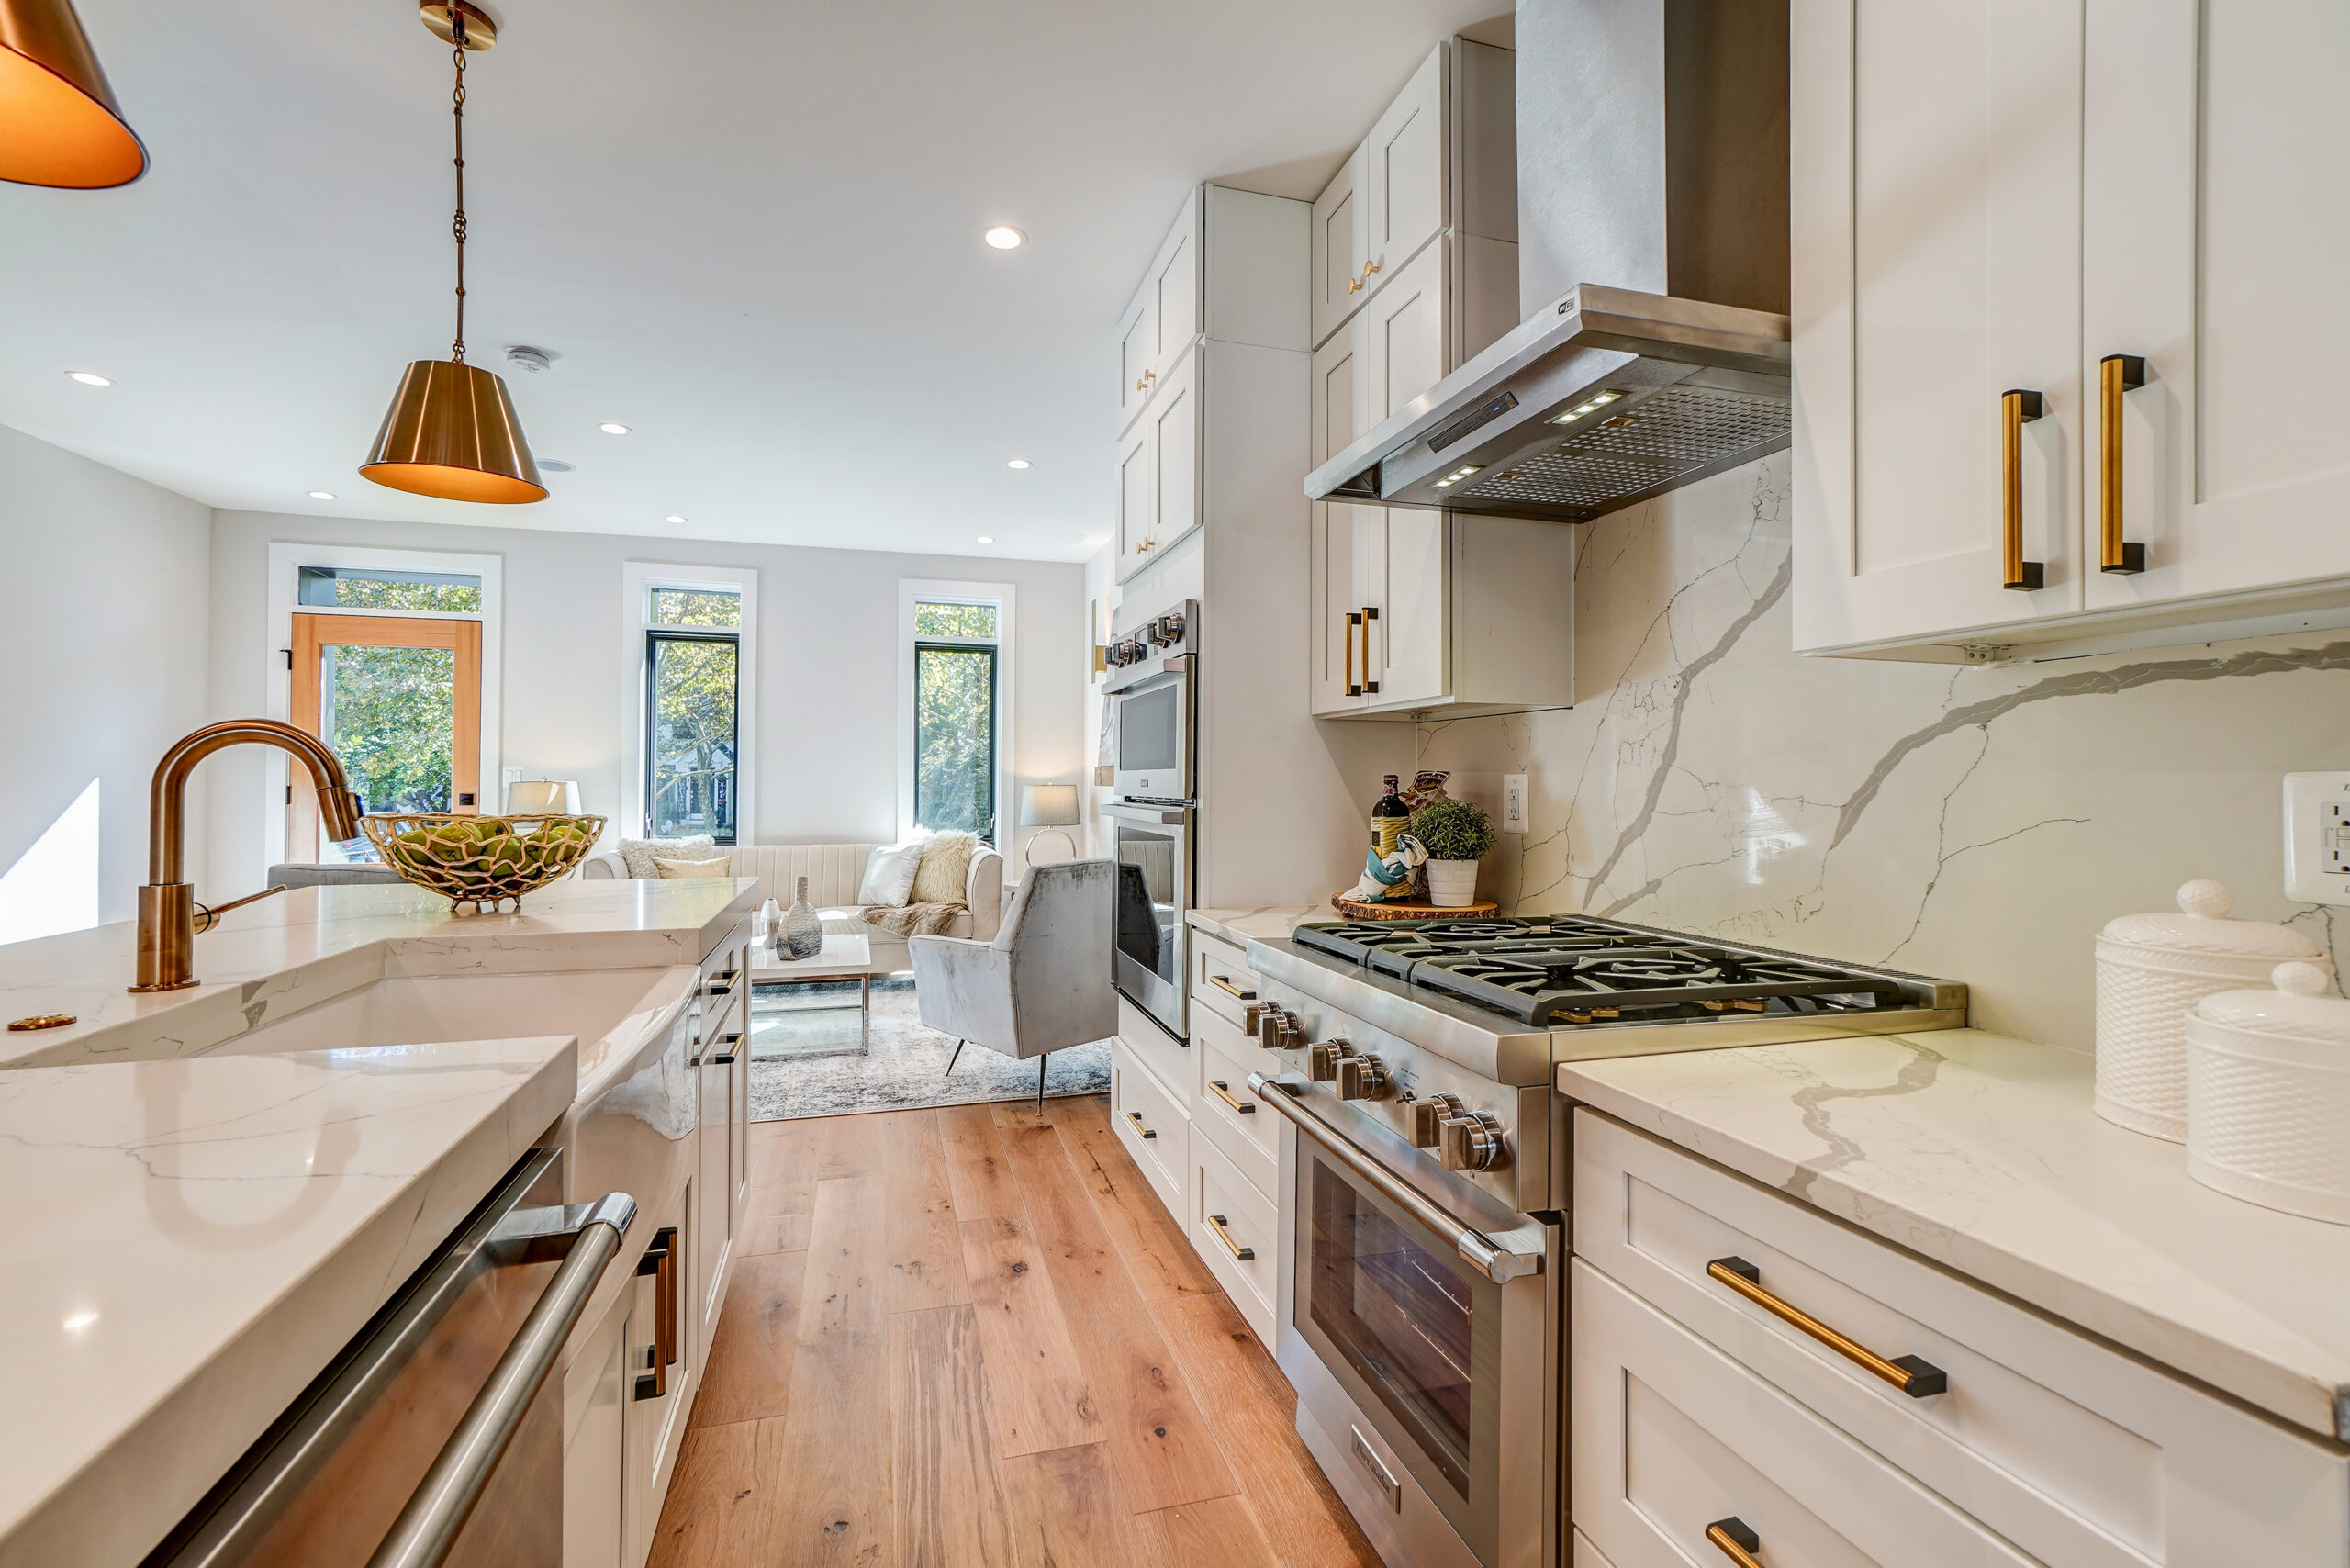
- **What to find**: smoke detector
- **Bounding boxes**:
[538,459,574,472]
[505,344,558,374]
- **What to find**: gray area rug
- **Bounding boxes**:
[747,976,1112,1122]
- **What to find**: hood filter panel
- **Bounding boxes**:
[1461,384,1789,514]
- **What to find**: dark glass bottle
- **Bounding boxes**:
[1372,774,1409,857]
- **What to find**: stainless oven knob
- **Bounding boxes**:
[1410,1093,1465,1148]
[1439,1108,1506,1172]
[1336,1052,1389,1101]
[1156,610,1185,644]
[1306,1038,1349,1081]
[1257,1008,1303,1052]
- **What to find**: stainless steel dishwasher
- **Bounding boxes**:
[139,1148,635,1568]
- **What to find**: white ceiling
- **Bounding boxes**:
[0,0,1510,561]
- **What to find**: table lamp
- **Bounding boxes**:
[506,778,582,815]
[1019,783,1081,865]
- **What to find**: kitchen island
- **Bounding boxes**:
[0,876,763,1568]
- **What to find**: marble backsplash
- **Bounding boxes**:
[1416,452,2350,1050]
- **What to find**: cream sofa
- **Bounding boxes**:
[580,841,1003,972]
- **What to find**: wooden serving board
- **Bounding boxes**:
[1328,893,1501,922]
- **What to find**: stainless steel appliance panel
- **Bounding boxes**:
[1104,801,1191,1041]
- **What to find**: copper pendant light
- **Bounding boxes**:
[0,0,145,187]
[362,0,545,505]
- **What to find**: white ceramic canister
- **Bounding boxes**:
[2093,879,2326,1141]
[2186,962,2350,1225]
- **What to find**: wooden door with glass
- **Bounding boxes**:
[289,612,482,857]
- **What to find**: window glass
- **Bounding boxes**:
[650,588,742,629]
[914,600,998,640]
[298,566,482,613]
[914,644,996,837]
[319,644,455,814]
[647,633,738,841]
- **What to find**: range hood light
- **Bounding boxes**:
[1551,390,1624,427]
[1433,463,1484,490]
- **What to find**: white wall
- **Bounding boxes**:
[0,425,214,935]
[206,510,1087,896]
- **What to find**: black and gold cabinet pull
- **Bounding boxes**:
[2000,388,2046,591]
[1707,1255,1948,1397]
[1705,1517,1764,1567]
[2099,353,2148,575]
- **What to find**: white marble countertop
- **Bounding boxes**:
[1,877,760,1070]
[1188,905,1330,946]
[1558,1028,2350,1443]
[0,1036,578,1568]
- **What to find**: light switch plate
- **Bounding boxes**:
[2283,772,2350,903]
[1501,774,1530,834]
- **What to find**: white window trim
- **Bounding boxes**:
[898,577,1014,846]
[621,561,759,845]
[265,542,504,863]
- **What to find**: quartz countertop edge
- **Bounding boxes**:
[0,1036,580,1568]
[1188,905,1330,946]
[1555,1027,2350,1444]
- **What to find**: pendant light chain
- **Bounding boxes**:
[450,10,469,364]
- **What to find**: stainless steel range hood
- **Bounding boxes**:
[1306,0,1790,523]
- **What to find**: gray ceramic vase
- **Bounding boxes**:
[782,875,825,959]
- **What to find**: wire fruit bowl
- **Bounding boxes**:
[362,812,608,913]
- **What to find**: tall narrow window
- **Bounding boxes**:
[913,599,1000,841]
[645,588,741,842]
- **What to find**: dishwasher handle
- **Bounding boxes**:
[365,1192,637,1568]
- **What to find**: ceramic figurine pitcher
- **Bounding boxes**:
[782,876,824,960]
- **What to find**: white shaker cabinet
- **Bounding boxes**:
[1309,148,1366,352]
[1794,0,2350,662]
[1115,345,1199,580]
[1116,194,1203,437]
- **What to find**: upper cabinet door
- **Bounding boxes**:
[1117,194,1203,437]
[1357,238,1448,432]
[1360,45,1447,297]
[1310,148,1367,350]
[2080,0,2350,613]
[1116,416,1154,577]
[1309,508,1362,715]
[1150,347,1201,560]
[1378,510,1449,705]
[1116,289,1155,436]
[1790,0,2086,653]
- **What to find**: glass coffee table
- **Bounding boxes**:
[747,934,881,1059]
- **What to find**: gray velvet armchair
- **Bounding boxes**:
[909,857,1117,1109]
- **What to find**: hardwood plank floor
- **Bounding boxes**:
[649,1096,1375,1568]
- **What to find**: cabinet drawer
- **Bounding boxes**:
[1191,1131,1279,1341]
[1112,1039,1188,1216]
[1574,1260,2037,1568]
[1189,928,1259,1030]
[1192,1016,1278,1198]
[1117,991,1194,1104]
[1574,1110,2350,1567]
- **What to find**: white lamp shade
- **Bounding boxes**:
[506,778,582,814]
[1019,783,1081,828]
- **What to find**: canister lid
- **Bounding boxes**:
[2098,880,2323,958]
[2196,961,2350,1042]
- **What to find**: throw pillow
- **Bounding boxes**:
[909,831,979,905]
[618,834,715,879]
[653,856,731,879]
[855,838,926,907]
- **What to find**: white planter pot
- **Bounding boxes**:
[1426,859,1480,908]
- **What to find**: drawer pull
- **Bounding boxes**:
[2098,353,2148,574]
[1208,972,1257,1002]
[2000,388,2046,591]
[1707,1257,1948,1398]
[1705,1518,1763,1568]
[1206,1078,1255,1114]
[1206,1213,1255,1260]
[1125,1110,1158,1140]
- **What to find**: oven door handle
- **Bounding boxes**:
[1247,1073,1542,1284]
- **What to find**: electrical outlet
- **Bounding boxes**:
[2283,772,2350,903]
[1501,774,1530,834]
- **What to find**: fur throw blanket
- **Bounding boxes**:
[856,901,967,938]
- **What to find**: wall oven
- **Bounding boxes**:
[1102,800,1191,1042]
[1102,599,1195,803]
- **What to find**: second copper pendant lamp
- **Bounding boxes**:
[361,0,544,505]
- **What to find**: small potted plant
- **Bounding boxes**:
[1410,799,1495,908]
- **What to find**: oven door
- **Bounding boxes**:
[1102,800,1190,1040]
[1110,666,1192,802]
[1267,1081,1558,1568]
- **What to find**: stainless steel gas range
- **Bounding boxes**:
[1237,915,1966,1568]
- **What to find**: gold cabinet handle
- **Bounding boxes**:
[1208,973,1257,1002]
[1705,1518,1763,1568]
[1345,610,1362,696]
[2099,354,2147,575]
[1207,1079,1257,1114]
[2000,389,2047,591]
[1360,605,1379,696]
[1363,257,1380,279]
[1707,1257,1948,1397]
[1125,1109,1157,1140]
[1206,1213,1255,1260]
[1345,274,1363,295]
[1136,375,1147,391]
[1136,537,1155,554]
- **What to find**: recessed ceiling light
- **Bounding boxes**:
[61,1309,98,1333]
[983,225,1025,250]
[665,515,687,525]
[308,490,337,501]
[66,371,110,386]
[538,458,575,473]
[599,422,631,435]
[976,535,995,544]
[1006,458,1031,470]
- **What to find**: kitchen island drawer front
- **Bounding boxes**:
[1119,991,1196,1105]
[1112,1039,1188,1216]
[1573,1260,2040,1568]
[1192,1019,1279,1195]
[1574,1110,2350,1568]
[1189,927,1259,1031]
[1191,1129,1279,1340]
